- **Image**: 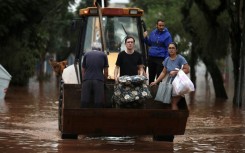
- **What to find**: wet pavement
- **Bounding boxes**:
[1,63,245,152]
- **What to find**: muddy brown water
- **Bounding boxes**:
[1,66,245,152]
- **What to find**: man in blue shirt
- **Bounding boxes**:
[144,19,172,84]
[81,42,109,108]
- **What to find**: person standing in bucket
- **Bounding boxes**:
[114,36,144,81]
[113,36,146,108]
[81,42,109,108]
[150,42,190,142]
[143,19,172,84]
[150,42,190,110]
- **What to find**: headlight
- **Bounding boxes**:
[129,9,138,15]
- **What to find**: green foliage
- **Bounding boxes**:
[1,40,37,85]
[129,0,190,54]
[129,0,231,60]
[0,0,76,85]
[188,2,230,59]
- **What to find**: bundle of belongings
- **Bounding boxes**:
[112,75,152,108]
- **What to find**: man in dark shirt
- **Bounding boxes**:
[81,42,109,108]
[113,36,146,108]
[114,36,144,82]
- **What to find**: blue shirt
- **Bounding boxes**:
[163,55,187,73]
[82,50,109,81]
[144,28,172,58]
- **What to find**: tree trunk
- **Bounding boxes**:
[236,0,245,106]
[202,56,228,99]
[37,53,46,79]
[227,0,243,105]
[189,45,198,87]
[229,20,241,104]
[181,0,197,86]
[239,27,245,105]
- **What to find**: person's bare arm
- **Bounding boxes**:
[82,67,85,80]
[114,66,120,83]
[143,31,148,38]
[182,64,190,74]
[138,65,144,76]
[150,67,167,86]
[169,63,190,77]
[104,67,108,81]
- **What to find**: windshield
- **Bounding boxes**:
[81,16,144,79]
[83,16,141,54]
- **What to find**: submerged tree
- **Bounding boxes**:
[0,0,76,85]
[181,0,230,99]
[226,0,244,105]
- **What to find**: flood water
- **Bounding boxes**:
[1,63,245,153]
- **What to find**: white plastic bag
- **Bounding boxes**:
[172,69,195,95]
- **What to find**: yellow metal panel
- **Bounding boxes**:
[107,52,118,79]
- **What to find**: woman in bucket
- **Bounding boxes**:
[150,42,190,110]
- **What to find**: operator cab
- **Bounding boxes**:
[76,7,147,80]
